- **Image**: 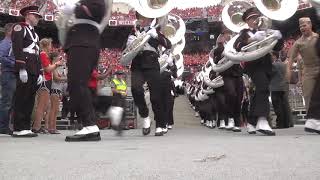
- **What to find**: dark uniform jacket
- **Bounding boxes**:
[129,28,172,70]
[213,42,243,77]
[64,0,106,50]
[11,22,41,75]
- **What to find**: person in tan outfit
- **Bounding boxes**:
[287,17,320,111]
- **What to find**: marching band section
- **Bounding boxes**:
[0,0,320,143]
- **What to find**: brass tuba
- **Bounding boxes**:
[158,13,186,74]
[120,0,174,65]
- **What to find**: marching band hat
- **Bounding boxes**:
[242,7,261,22]
[20,6,42,18]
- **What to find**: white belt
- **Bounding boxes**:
[74,19,100,30]
[23,48,39,54]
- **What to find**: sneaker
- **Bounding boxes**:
[305,119,320,134]
[247,123,256,134]
[218,120,225,129]
[155,127,164,136]
[225,118,235,130]
[212,120,216,128]
[256,117,275,136]
[167,125,173,130]
[162,127,168,134]
[232,127,241,132]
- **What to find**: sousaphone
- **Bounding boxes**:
[223,0,298,62]
[120,0,174,65]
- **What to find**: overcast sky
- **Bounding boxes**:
[114,0,222,9]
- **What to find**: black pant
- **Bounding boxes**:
[214,88,228,121]
[131,68,165,128]
[271,91,292,128]
[168,94,175,126]
[67,46,99,127]
[13,75,38,131]
[307,73,320,119]
[223,76,244,127]
[160,83,174,126]
[247,69,271,126]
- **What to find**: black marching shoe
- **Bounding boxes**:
[256,118,276,136]
[155,128,164,136]
[257,129,276,136]
[12,130,38,137]
[143,127,151,135]
[232,127,242,132]
[142,117,151,136]
[65,132,101,142]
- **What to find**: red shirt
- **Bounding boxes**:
[40,51,53,81]
[88,69,98,89]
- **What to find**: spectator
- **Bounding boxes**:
[0,23,15,135]
[270,51,293,129]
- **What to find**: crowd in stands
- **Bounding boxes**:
[111,10,136,21]
[2,1,312,21]
[4,0,56,14]
[183,52,208,66]
[99,49,129,73]
[2,1,224,20]
[205,5,223,17]
[170,5,223,19]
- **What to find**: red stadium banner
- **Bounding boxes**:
[0,8,5,13]
[9,9,19,16]
[117,20,134,26]
[45,15,54,21]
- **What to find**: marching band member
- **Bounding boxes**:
[64,0,107,142]
[11,6,43,137]
[234,7,283,136]
[123,12,172,136]
[159,53,177,133]
[214,31,243,132]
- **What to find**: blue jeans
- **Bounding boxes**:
[0,71,16,130]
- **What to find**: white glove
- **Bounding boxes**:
[171,90,175,96]
[271,30,282,40]
[252,31,267,41]
[166,54,174,66]
[19,69,28,83]
[147,28,158,38]
[37,75,44,85]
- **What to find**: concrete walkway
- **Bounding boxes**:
[0,96,320,180]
